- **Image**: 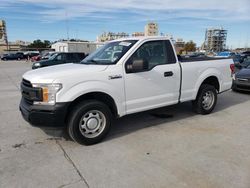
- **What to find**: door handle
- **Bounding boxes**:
[164,71,174,77]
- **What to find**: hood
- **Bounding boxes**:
[236,68,250,79]
[23,63,108,83]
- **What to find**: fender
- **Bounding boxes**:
[192,68,221,99]
[56,81,126,116]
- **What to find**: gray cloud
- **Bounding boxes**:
[1,0,249,22]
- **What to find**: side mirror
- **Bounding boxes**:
[126,58,147,73]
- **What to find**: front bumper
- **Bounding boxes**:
[19,98,70,127]
[232,79,250,92]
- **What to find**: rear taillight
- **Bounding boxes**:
[230,64,235,74]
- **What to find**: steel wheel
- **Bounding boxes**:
[202,91,215,110]
[193,84,217,115]
[79,110,106,138]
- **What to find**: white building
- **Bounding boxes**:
[97,32,129,42]
[132,32,145,37]
[145,22,159,36]
[51,41,103,54]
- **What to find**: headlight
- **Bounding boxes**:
[32,83,62,105]
[34,62,41,67]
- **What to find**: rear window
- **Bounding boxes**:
[165,40,176,64]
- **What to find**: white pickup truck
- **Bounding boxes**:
[20,37,233,145]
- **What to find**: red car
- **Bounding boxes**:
[31,55,41,62]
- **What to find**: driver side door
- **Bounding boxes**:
[124,40,180,114]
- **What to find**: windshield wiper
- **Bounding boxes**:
[81,59,100,64]
[81,59,115,65]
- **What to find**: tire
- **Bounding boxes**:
[192,84,217,115]
[67,100,112,145]
[231,83,238,92]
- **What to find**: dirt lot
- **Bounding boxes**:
[0,60,250,188]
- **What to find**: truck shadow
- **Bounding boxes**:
[41,90,250,143]
[107,90,250,142]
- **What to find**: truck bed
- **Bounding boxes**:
[180,58,233,102]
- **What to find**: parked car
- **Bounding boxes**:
[241,51,250,56]
[20,37,233,145]
[31,55,41,62]
[232,65,250,92]
[215,51,235,58]
[233,54,244,64]
[185,52,206,58]
[234,55,250,70]
[23,51,40,60]
[1,52,24,60]
[32,52,86,69]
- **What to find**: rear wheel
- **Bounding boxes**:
[192,84,217,114]
[67,100,112,145]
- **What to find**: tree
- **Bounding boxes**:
[184,41,196,52]
[27,39,51,48]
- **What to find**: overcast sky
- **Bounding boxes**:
[0,0,250,48]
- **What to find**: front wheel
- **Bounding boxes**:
[192,84,217,114]
[67,100,112,145]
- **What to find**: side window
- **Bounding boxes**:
[165,40,177,64]
[56,54,62,60]
[66,53,75,62]
[132,41,166,70]
[75,53,85,61]
[126,40,176,73]
[57,54,67,62]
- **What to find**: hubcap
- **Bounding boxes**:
[202,91,215,110]
[87,118,98,130]
[79,110,106,138]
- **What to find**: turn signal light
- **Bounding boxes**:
[42,87,49,102]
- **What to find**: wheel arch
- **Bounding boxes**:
[65,91,119,123]
[200,76,220,92]
[195,75,220,99]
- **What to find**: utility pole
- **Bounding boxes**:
[65,11,69,41]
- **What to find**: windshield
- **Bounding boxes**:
[80,40,138,65]
[49,53,58,60]
[241,56,250,67]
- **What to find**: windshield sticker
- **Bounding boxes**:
[119,42,132,47]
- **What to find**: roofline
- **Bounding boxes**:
[111,36,171,42]
[52,41,104,44]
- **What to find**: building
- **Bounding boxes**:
[175,38,185,48]
[132,32,145,37]
[97,32,129,42]
[51,41,103,54]
[15,40,31,46]
[0,20,9,53]
[203,27,227,52]
[174,38,185,55]
[0,20,8,45]
[144,22,159,36]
